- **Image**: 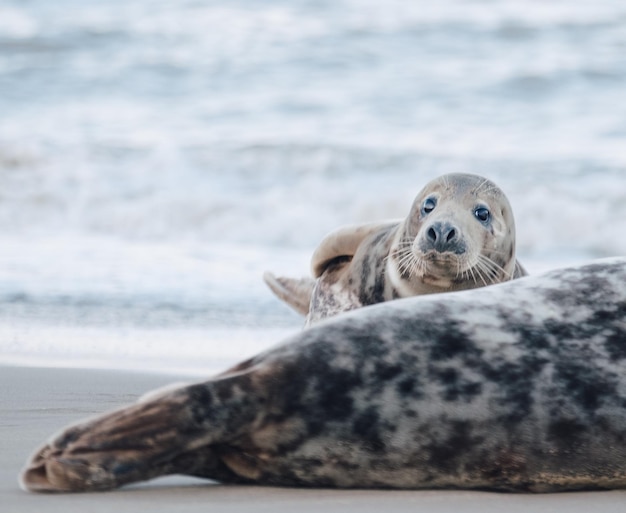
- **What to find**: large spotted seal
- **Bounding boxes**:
[265,173,527,325]
[21,257,626,493]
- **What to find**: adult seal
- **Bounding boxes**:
[21,258,626,493]
[265,173,527,325]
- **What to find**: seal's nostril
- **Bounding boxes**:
[446,229,456,243]
[427,227,437,242]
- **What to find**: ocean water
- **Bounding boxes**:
[1,0,625,374]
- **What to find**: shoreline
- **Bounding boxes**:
[3,365,626,512]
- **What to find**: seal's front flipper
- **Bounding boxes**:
[263,272,315,316]
[311,221,401,277]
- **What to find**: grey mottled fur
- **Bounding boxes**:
[21,258,626,493]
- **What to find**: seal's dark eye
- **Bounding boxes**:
[422,198,437,215]
[474,207,490,223]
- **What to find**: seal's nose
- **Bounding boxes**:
[424,222,463,253]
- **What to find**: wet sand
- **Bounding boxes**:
[2,365,625,513]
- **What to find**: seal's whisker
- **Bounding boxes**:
[388,238,416,263]
[475,259,501,283]
[469,266,480,285]
[408,257,419,278]
[393,250,411,266]
[411,256,425,279]
[403,256,414,277]
[478,254,512,279]
[396,254,408,274]
[473,261,490,287]
[474,259,497,286]
[397,249,418,277]
[388,243,410,265]
[396,247,414,267]
[399,257,413,276]
[474,257,497,279]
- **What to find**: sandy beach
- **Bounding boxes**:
[1,365,625,513]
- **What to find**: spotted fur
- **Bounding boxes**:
[21,258,626,493]
[267,173,527,326]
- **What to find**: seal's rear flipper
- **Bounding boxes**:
[263,272,315,316]
[19,376,265,492]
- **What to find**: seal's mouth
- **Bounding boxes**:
[417,250,511,287]
[394,243,508,287]
[421,250,462,264]
[391,244,471,282]
[418,250,471,280]
[392,238,508,287]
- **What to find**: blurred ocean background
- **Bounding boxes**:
[1,0,625,374]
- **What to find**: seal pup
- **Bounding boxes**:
[265,173,527,325]
[21,258,626,493]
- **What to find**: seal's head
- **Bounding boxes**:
[390,173,517,292]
